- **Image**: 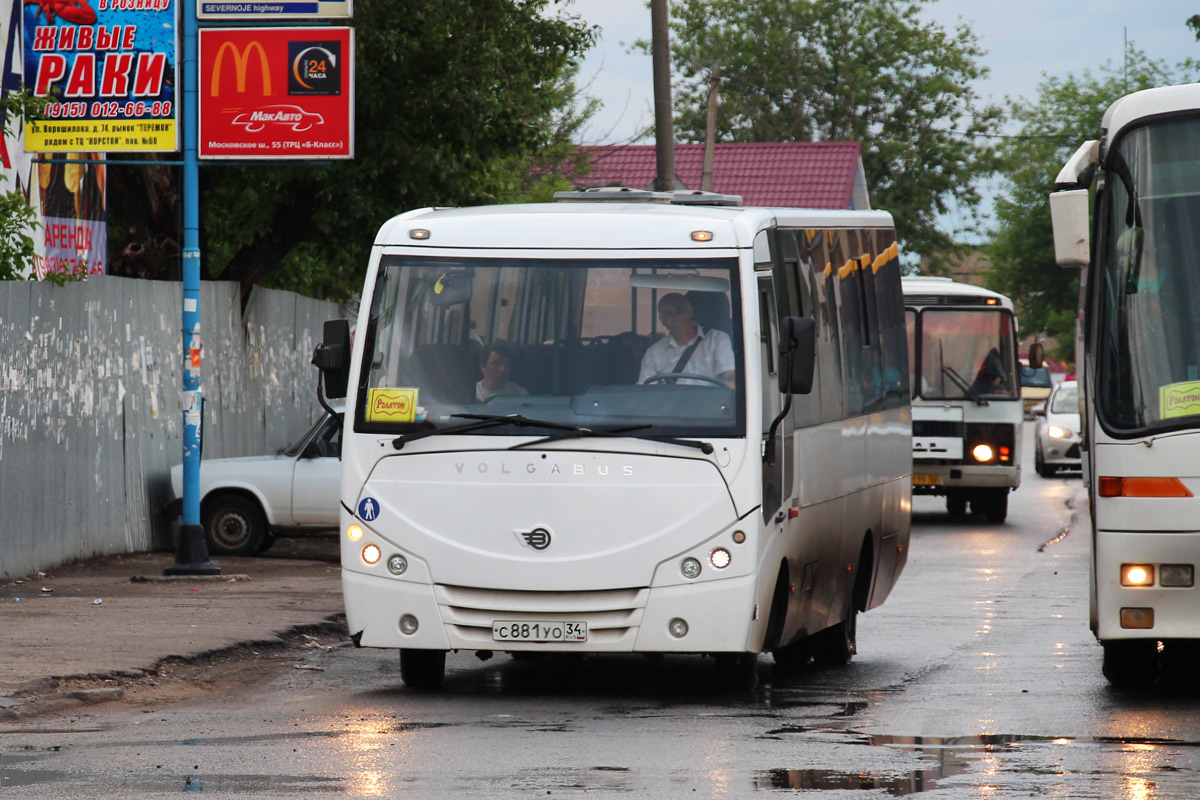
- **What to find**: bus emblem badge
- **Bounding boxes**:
[517,528,552,551]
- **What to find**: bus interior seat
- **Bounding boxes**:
[687,290,732,335]
[408,343,478,403]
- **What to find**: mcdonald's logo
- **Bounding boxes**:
[210,40,272,97]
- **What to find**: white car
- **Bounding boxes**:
[1033,381,1081,477]
[167,407,343,556]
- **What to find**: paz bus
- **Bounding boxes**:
[1050,82,1200,686]
[313,190,912,689]
[903,276,1023,523]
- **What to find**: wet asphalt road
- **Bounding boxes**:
[5,425,1200,798]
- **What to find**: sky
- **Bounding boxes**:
[556,0,1200,233]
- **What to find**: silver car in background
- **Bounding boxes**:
[1033,380,1081,477]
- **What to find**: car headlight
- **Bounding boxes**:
[1047,425,1068,439]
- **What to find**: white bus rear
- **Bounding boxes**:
[314,193,912,689]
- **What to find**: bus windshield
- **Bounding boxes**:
[356,255,744,439]
[911,308,1018,401]
[1097,116,1200,432]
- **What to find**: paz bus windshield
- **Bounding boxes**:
[907,308,1018,401]
[355,255,744,439]
[1096,116,1200,433]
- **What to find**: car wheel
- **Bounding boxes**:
[1035,444,1056,478]
[202,495,268,556]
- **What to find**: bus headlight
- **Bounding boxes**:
[709,547,732,569]
[387,554,408,575]
[1121,564,1154,586]
[971,444,995,463]
[1047,425,1068,439]
[347,524,364,541]
[362,543,382,565]
[681,558,702,579]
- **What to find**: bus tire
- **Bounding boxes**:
[400,649,446,688]
[982,489,1008,523]
[946,491,968,516]
[202,495,267,556]
[1102,641,1159,688]
[714,652,759,692]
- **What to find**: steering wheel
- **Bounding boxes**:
[643,372,727,387]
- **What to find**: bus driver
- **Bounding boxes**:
[638,293,736,388]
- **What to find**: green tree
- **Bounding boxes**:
[0,89,46,281]
[660,0,1003,265]
[986,45,1196,362]
[108,0,595,302]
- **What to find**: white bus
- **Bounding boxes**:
[903,277,1023,523]
[313,191,912,689]
[1050,83,1200,686]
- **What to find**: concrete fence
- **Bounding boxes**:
[0,277,343,578]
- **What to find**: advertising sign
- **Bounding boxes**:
[199,27,352,160]
[22,0,179,153]
[197,0,350,22]
[4,0,107,277]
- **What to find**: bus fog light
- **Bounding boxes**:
[387,554,408,575]
[347,524,364,541]
[362,543,382,565]
[399,614,419,635]
[681,558,702,579]
[972,444,995,462]
[1120,608,1155,629]
[1159,564,1194,587]
[709,547,732,569]
[668,618,689,638]
[1121,564,1154,586]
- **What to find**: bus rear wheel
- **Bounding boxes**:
[811,604,858,667]
[400,649,446,688]
[1102,641,1160,688]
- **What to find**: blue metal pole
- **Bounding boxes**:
[166,0,218,576]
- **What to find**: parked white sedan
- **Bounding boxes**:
[167,407,342,556]
[1033,381,1081,477]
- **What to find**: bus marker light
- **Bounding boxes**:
[710,548,732,569]
[399,614,419,635]
[347,524,364,541]
[362,543,382,565]
[1120,608,1154,629]
[387,554,408,575]
[999,446,1011,462]
[1159,564,1194,587]
[1099,477,1193,498]
[972,444,995,462]
[409,228,431,240]
[1121,564,1154,586]
[691,230,713,242]
[681,558,702,579]
[669,618,689,638]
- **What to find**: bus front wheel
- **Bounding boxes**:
[974,489,1008,523]
[1102,641,1160,688]
[400,649,447,688]
[714,653,759,692]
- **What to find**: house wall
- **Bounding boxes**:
[0,277,343,578]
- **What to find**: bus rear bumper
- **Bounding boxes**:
[343,568,759,653]
[1093,530,1200,641]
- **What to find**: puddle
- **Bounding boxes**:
[1,768,69,788]
[756,768,944,794]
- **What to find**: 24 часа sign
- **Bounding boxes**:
[23,0,179,153]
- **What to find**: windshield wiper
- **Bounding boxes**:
[509,425,715,455]
[942,365,988,405]
[393,413,616,451]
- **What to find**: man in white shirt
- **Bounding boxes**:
[639,293,736,388]
[476,343,529,402]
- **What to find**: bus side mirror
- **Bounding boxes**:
[1050,189,1090,267]
[1028,342,1045,370]
[780,316,816,395]
[312,319,351,400]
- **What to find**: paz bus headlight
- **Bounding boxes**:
[1121,564,1154,587]
[971,444,995,463]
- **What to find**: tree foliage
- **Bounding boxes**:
[0,89,45,281]
[108,0,595,302]
[985,45,1196,362]
[660,0,1003,264]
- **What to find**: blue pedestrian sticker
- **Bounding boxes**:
[357,497,380,522]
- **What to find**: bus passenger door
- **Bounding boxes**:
[758,274,791,521]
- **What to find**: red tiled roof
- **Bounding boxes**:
[576,142,863,209]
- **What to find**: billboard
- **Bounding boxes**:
[22,0,179,153]
[199,27,353,160]
[4,0,107,277]
[197,0,350,22]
